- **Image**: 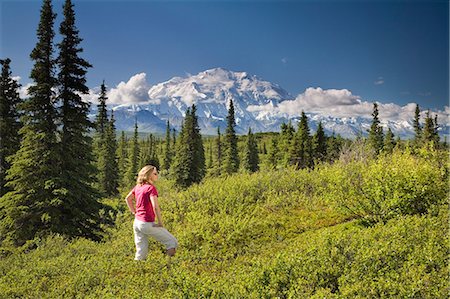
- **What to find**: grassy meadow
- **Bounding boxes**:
[0,147,448,298]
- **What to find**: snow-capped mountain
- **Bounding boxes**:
[106,68,447,139]
[112,67,295,135]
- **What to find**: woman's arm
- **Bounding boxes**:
[150,195,164,227]
[125,190,135,215]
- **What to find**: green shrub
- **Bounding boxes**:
[325,148,448,225]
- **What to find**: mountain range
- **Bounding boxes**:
[100,68,447,139]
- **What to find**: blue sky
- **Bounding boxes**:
[1,0,448,112]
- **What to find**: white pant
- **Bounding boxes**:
[133,219,178,260]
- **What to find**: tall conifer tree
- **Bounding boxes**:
[93,81,108,195]
[214,127,222,176]
[0,58,22,197]
[172,109,194,188]
[126,120,140,186]
[383,128,395,154]
[313,121,327,163]
[104,110,119,195]
[172,106,205,188]
[191,105,205,183]
[57,0,103,239]
[117,131,127,187]
[163,120,172,171]
[290,111,313,169]
[413,104,422,145]
[279,121,295,167]
[267,136,279,169]
[0,0,60,245]
[422,110,437,145]
[368,103,384,155]
[243,127,259,173]
[224,99,239,174]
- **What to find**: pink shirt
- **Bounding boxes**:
[132,183,158,222]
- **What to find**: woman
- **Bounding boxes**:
[125,165,178,260]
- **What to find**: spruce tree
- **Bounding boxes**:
[57,0,103,239]
[267,136,279,169]
[172,110,194,188]
[117,131,127,188]
[95,82,108,136]
[93,81,108,195]
[383,128,395,154]
[190,105,205,183]
[433,114,440,144]
[172,128,177,149]
[422,110,435,144]
[243,127,259,173]
[163,120,172,171]
[224,99,239,174]
[172,106,205,188]
[279,121,295,167]
[0,0,60,245]
[368,103,384,155]
[0,58,22,197]
[326,132,342,163]
[126,120,140,187]
[207,140,213,169]
[214,127,222,176]
[104,110,119,196]
[290,111,313,169]
[413,104,422,145]
[313,121,327,163]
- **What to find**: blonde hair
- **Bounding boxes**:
[136,165,156,185]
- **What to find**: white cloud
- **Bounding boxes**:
[281,57,288,65]
[247,87,450,125]
[19,83,33,99]
[107,73,151,104]
[374,77,384,85]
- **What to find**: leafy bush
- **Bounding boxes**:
[324,148,448,225]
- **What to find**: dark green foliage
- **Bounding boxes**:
[243,127,259,173]
[93,82,109,195]
[104,110,119,196]
[368,103,384,155]
[117,131,127,188]
[313,121,327,163]
[56,0,103,239]
[162,121,172,171]
[267,136,279,169]
[224,99,239,174]
[422,110,435,144]
[0,0,61,246]
[95,82,108,136]
[0,58,22,197]
[433,114,440,144]
[326,132,343,162]
[413,104,422,145]
[207,140,213,169]
[290,111,313,169]
[279,121,295,166]
[422,111,440,146]
[126,120,140,187]
[383,128,395,154]
[212,127,223,176]
[171,106,205,188]
[140,134,160,169]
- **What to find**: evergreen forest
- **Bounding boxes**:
[0,0,448,297]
